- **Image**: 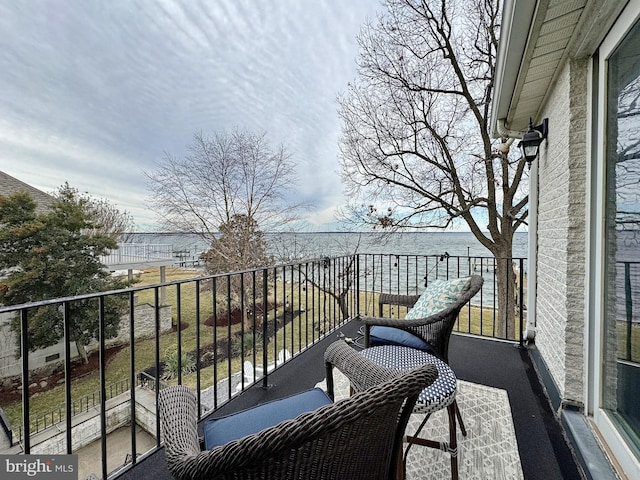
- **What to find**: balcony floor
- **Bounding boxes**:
[116,318,583,480]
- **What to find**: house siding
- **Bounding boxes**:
[535,58,589,405]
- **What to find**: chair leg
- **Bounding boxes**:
[448,403,459,480]
[395,444,405,480]
[404,406,459,480]
[454,400,467,437]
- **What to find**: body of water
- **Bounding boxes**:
[127,231,529,263]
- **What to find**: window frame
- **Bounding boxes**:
[591,2,640,477]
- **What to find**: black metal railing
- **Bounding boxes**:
[357,254,526,342]
[0,253,525,478]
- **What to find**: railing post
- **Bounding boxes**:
[63,301,73,453]
[625,262,632,360]
[99,296,108,480]
[154,288,161,446]
[129,290,137,463]
[226,274,232,400]
[519,258,525,347]
[195,279,202,415]
[20,309,30,453]
[176,283,182,385]
[356,254,361,317]
[212,277,218,410]
[262,269,269,390]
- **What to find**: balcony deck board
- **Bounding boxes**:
[116,319,582,480]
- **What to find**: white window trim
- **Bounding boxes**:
[592,1,640,477]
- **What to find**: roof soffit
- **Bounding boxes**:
[507,0,587,132]
[492,0,630,138]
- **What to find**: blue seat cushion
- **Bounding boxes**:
[203,387,332,449]
[369,326,431,351]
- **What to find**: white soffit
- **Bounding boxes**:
[492,0,630,138]
[507,0,588,132]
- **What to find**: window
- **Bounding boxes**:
[45,353,60,363]
[601,14,640,459]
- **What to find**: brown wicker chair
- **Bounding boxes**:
[159,340,438,480]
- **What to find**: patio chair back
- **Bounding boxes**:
[365,275,484,362]
[159,352,437,480]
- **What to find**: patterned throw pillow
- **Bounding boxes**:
[405,276,472,319]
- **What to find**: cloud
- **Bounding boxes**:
[0,0,380,231]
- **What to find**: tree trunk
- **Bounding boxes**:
[494,257,518,340]
[75,340,89,364]
[338,292,349,320]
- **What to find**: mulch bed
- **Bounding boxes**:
[203,302,279,327]
[0,345,125,404]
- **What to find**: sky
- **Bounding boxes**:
[0,0,383,231]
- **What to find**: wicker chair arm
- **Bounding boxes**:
[378,293,421,311]
[324,340,404,394]
[360,314,446,329]
[158,385,202,462]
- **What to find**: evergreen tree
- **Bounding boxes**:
[202,214,269,274]
[201,214,271,329]
[0,187,128,363]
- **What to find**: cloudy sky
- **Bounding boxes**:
[0,0,383,231]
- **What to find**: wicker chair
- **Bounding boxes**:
[159,340,438,480]
[359,275,484,480]
[362,275,484,363]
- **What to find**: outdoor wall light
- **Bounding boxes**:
[519,118,548,168]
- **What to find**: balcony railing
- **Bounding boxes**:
[0,253,526,479]
[100,243,175,267]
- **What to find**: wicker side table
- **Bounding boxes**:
[362,345,460,480]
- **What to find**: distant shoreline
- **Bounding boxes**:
[129,230,529,235]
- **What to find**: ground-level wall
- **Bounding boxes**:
[0,303,172,379]
[0,387,157,455]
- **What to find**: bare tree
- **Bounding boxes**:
[294,235,364,330]
[338,0,525,338]
[56,183,135,242]
[146,129,305,241]
[147,129,307,328]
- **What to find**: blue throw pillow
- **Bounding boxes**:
[203,387,332,449]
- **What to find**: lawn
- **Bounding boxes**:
[2,266,350,435]
[4,266,566,436]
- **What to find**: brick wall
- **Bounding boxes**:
[535,58,589,405]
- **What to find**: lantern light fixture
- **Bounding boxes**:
[519,118,548,168]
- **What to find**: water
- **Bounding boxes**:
[127,231,529,263]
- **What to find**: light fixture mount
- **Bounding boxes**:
[519,118,548,168]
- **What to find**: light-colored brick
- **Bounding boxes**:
[534,58,589,405]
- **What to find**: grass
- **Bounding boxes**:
[3,267,347,433]
[3,267,205,433]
